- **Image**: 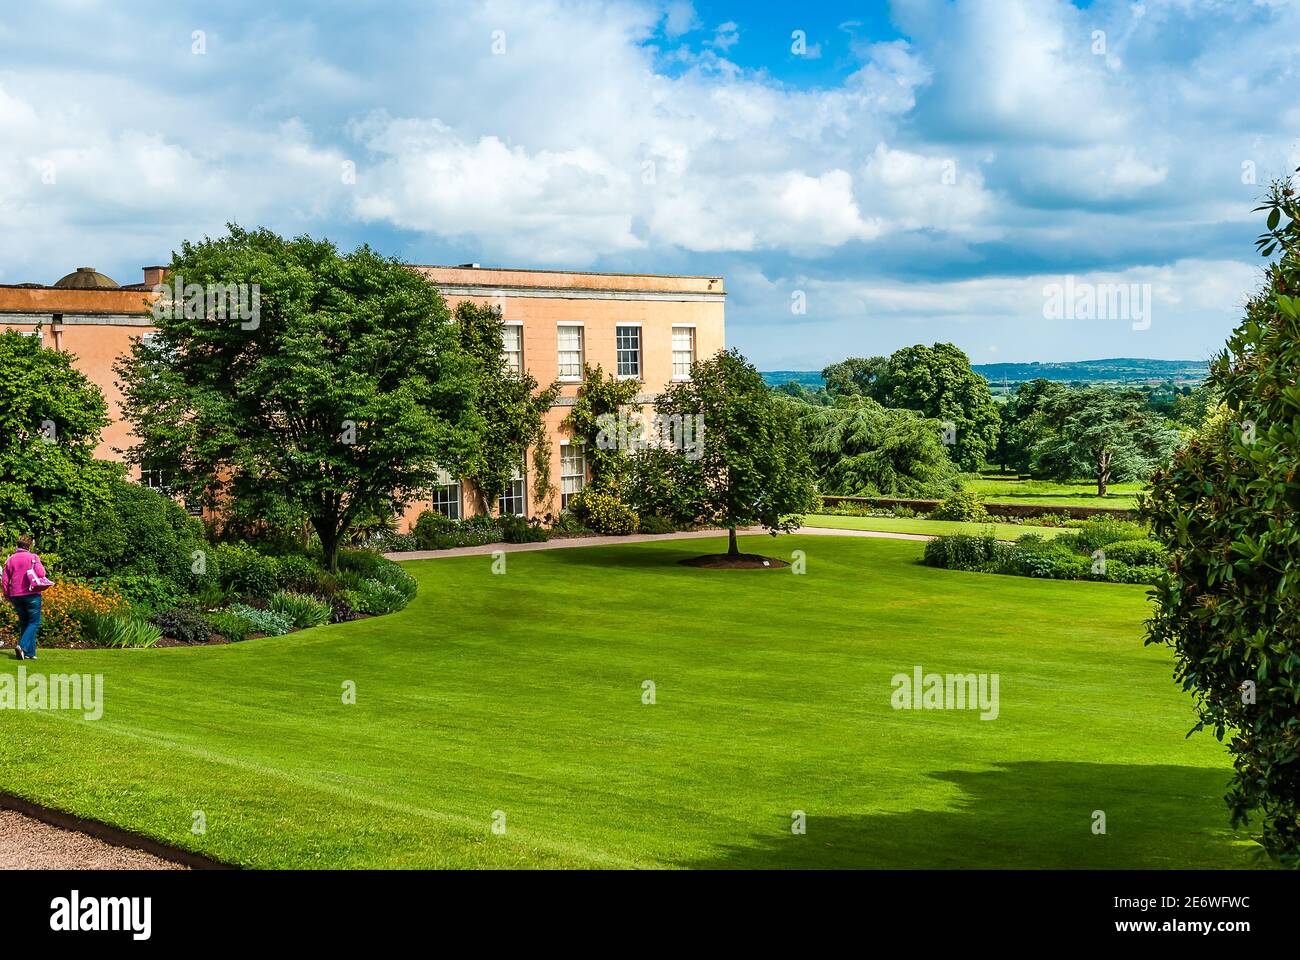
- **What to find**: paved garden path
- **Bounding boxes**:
[384,524,932,561]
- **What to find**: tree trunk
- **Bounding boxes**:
[728,526,739,557]
[315,522,340,574]
[1097,451,1110,498]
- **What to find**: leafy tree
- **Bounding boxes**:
[822,356,888,399]
[562,363,642,496]
[654,349,816,557]
[454,301,558,514]
[1143,175,1300,865]
[993,378,1059,473]
[116,225,482,572]
[0,328,116,541]
[1032,386,1179,495]
[798,397,961,499]
[874,343,1000,472]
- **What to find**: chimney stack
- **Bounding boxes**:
[142,265,169,288]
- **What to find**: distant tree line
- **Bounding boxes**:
[776,343,1207,497]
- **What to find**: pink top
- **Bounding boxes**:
[2,549,47,598]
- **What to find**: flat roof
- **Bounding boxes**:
[416,264,722,280]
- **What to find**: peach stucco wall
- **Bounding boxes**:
[0,284,155,466]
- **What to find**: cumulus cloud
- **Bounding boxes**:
[0,0,1295,365]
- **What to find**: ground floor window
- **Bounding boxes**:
[432,467,462,520]
[498,463,526,517]
[561,443,586,510]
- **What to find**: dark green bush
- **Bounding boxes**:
[1098,539,1169,567]
[214,542,282,599]
[410,511,502,549]
[205,610,253,643]
[922,533,998,571]
[274,553,321,592]
[637,514,680,535]
[499,515,548,543]
[58,478,215,602]
[1067,518,1148,553]
[149,606,213,644]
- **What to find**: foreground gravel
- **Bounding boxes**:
[0,810,185,870]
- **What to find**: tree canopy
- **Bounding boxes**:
[1031,386,1179,495]
[798,397,961,499]
[0,328,116,542]
[116,225,483,571]
[871,343,1001,472]
[655,349,816,557]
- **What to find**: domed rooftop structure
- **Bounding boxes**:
[52,267,120,290]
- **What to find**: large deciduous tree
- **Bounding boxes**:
[1032,386,1179,496]
[655,349,816,558]
[872,343,1000,472]
[116,225,483,571]
[1143,175,1300,865]
[0,328,116,542]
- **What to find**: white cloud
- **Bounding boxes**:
[709,21,740,51]
[0,0,1294,365]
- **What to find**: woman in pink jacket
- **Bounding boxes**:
[2,536,48,661]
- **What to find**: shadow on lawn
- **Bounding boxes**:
[686,761,1264,870]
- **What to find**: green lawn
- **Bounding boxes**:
[801,514,1073,540]
[0,534,1258,869]
[966,475,1142,510]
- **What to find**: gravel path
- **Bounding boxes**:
[0,810,184,870]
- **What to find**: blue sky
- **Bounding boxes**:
[1,0,1296,369]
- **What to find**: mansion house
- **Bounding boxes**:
[0,263,726,529]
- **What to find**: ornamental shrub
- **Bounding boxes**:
[1098,539,1169,568]
[571,489,639,535]
[931,491,991,522]
[1142,175,1300,865]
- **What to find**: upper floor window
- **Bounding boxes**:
[616,325,641,379]
[672,326,695,380]
[502,323,523,375]
[558,325,584,380]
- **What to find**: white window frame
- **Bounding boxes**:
[671,325,695,381]
[557,324,584,381]
[560,443,587,510]
[502,322,523,376]
[432,467,462,521]
[615,323,642,380]
[497,462,527,518]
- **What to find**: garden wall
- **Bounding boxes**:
[817,495,1136,521]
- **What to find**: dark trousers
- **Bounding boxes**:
[10,594,41,657]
